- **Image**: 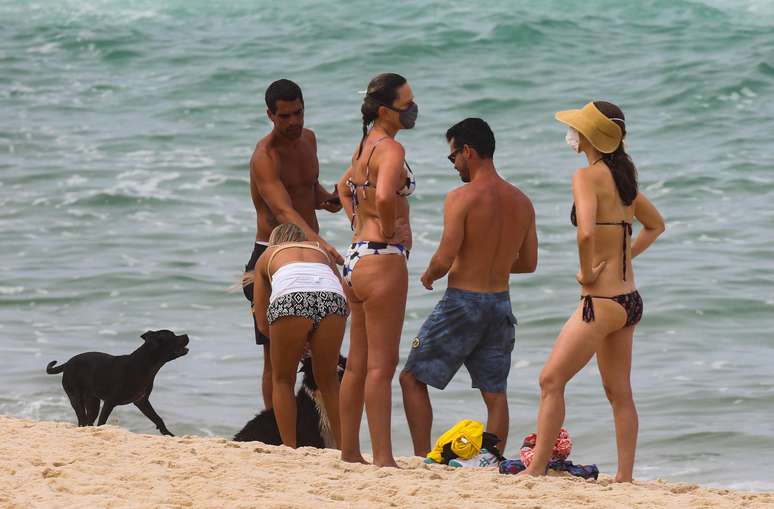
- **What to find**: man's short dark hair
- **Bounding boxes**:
[446,118,495,159]
[265,79,304,113]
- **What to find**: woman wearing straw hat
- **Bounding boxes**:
[521,101,665,482]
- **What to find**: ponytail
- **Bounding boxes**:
[594,101,638,206]
[357,98,379,159]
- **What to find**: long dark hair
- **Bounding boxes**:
[594,101,638,206]
[356,73,407,159]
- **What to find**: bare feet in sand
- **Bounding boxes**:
[373,460,400,469]
[515,465,547,477]
[340,453,369,465]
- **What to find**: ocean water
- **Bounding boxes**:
[2,0,773,490]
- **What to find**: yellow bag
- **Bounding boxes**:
[426,419,485,464]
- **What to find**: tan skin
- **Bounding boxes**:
[252,242,345,449]
[400,140,538,457]
[520,133,665,482]
[250,98,343,409]
[335,83,415,467]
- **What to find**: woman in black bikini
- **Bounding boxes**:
[521,101,665,482]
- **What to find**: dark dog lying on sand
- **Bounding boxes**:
[234,355,346,448]
[46,329,189,436]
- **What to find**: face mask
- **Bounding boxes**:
[382,102,418,129]
[400,102,418,129]
[565,127,580,153]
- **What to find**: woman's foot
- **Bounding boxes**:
[515,466,546,477]
[341,452,369,464]
[374,459,400,468]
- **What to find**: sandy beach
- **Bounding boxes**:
[1,416,771,509]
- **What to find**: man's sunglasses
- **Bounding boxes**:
[447,148,462,164]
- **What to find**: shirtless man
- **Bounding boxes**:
[399,118,538,460]
[244,79,342,409]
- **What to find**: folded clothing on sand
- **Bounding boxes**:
[499,459,599,480]
[499,428,598,480]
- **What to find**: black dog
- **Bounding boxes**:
[46,329,189,436]
[234,355,346,447]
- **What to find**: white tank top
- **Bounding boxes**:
[269,262,344,303]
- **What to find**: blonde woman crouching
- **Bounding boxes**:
[252,223,348,448]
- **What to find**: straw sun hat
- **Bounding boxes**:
[555,102,623,154]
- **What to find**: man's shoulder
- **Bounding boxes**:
[445,185,472,205]
[497,178,532,205]
[250,140,279,173]
[301,128,316,143]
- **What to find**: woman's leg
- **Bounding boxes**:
[269,316,313,448]
[597,325,638,482]
[355,255,408,467]
[523,299,625,475]
[340,295,368,463]
[309,313,346,449]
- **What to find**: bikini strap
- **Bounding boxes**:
[581,295,596,322]
[404,160,415,185]
[266,242,330,282]
[595,221,632,280]
[581,294,621,323]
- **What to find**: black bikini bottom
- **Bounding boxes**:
[581,290,643,328]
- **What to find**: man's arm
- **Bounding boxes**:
[421,191,467,290]
[315,180,342,213]
[251,150,343,263]
[337,166,355,227]
[511,201,538,273]
[309,131,342,213]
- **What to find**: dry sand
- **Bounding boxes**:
[1,415,771,509]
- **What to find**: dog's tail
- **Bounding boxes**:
[46,360,67,374]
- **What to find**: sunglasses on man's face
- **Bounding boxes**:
[447,148,462,164]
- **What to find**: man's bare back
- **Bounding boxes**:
[421,162,536,293]
[446,174,536,292]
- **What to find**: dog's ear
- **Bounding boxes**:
[141,331,154,341]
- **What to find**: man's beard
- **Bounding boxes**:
[284,126,303,139]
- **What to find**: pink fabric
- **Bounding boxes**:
[519,428,573,467]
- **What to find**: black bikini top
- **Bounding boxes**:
[571,204,633,281]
